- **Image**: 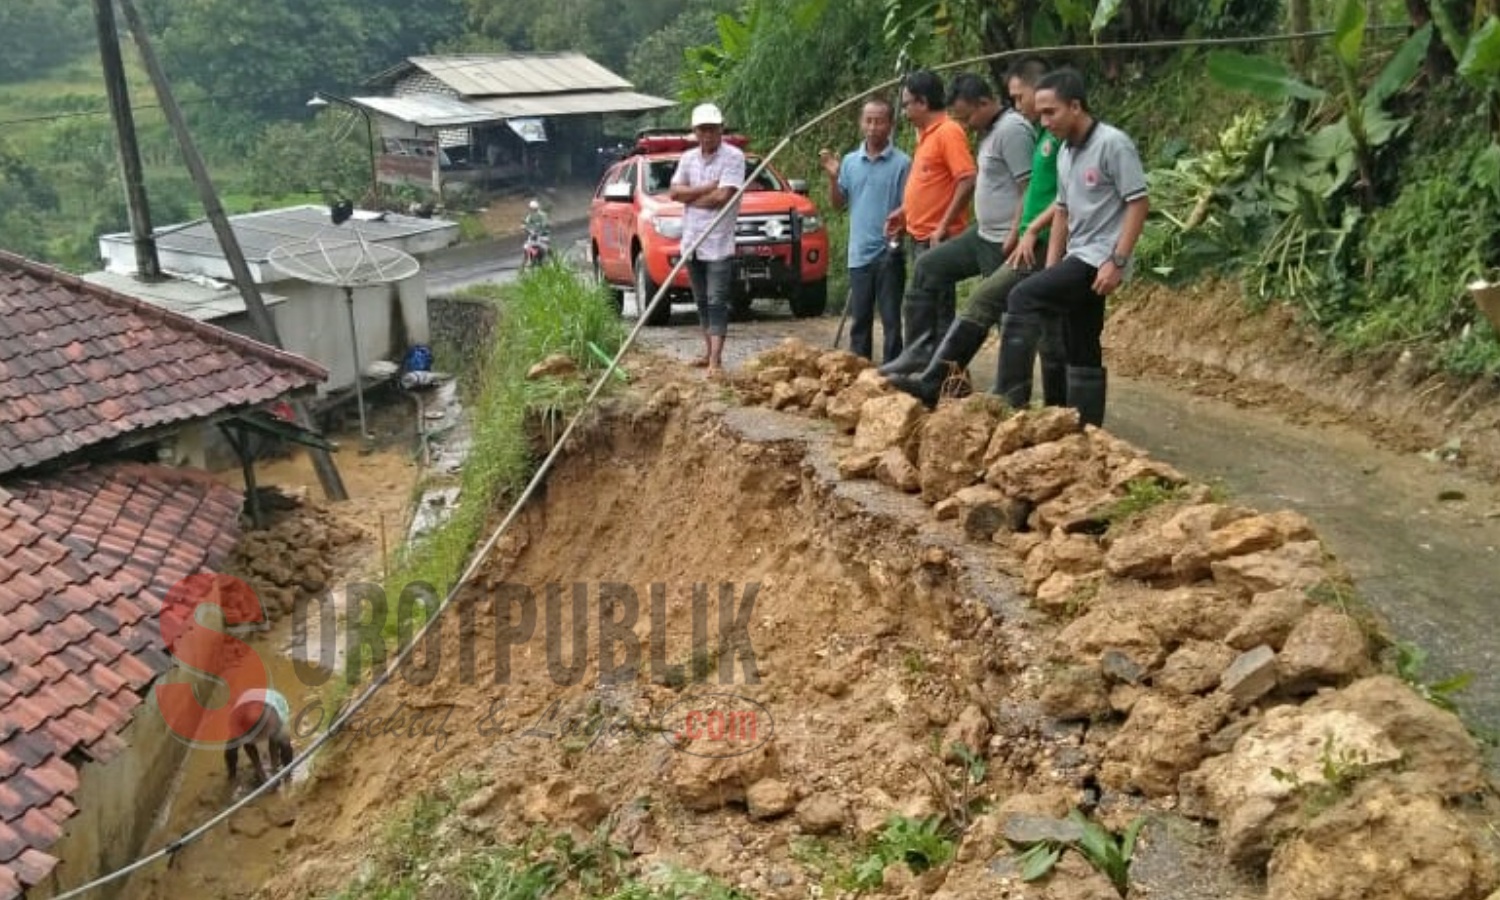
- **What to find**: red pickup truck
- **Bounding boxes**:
[588,130,830,326]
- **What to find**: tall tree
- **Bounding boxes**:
[153,0,464,124]
[0,0,93,82]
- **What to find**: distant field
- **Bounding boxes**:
[0,57,124,140]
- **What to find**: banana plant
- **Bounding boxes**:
[1207,15,1433,207]
[682,0,829,101]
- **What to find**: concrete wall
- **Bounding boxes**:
[270,280,393,396]
[428,294,499,369]
[31,686,194,900]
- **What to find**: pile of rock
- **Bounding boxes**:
[737,338,1500,899]
[227,496,366,621]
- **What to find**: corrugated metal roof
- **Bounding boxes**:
[80,271,289,321]
[408,53,633,97]
[98,206,457,263]
[353,94,500,128]
[475,90,675,118]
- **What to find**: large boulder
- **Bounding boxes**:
[853,393,925,455]
[1267,779,1500,900]
[1276,606,1373,693]
[917,395,1004,502]
[1178,705,1403,865]
[1211,540,1333,599]
[1224,588,1315,651]
[1055,601,1166,671]
[1180,675,1488,867]
[986,433,1095,504]
[1101,693,1231,797]
[669,745,780,812]
[826,368,893,433]
[1023,531,1106,595]
[816,349,870,394]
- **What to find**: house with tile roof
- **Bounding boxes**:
[0,249,328,898]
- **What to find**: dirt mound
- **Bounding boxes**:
[1104,279,1500,480]
[223,489,367,622]
[149,342,1500,899]
[730,338,1500,897]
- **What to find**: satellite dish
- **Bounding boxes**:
[267,227,421,447]
[266,228,420,288]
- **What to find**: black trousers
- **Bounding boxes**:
[1006,255,1105,367]
[847,250,906,363]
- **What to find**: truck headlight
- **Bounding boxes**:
[651,216,683,238]
[801,215,822,233]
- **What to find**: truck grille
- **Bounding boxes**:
[735,214,796,243]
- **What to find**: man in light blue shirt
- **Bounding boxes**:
[820,97,911,363]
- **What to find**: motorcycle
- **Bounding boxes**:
[521,224,551,270]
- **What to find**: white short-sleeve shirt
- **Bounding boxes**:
[671,141,746,262]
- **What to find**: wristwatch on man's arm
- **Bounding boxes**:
[1109,251,1130,269]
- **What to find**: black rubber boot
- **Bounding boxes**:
[1039,319,1068,407]
[890,319,988,407]
[1066,365,1108,428]
[995,313,1042,409]
[878,297,938,376]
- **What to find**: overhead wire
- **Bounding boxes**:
[48,21,1420,899]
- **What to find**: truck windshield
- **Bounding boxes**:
[645,156,784,196]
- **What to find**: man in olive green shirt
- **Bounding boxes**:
[890,58,1065,408]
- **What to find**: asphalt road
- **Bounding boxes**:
[423,221,591,295]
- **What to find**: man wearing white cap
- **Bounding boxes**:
[670,102,746,377]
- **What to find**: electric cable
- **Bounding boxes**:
[46,23,1424,898]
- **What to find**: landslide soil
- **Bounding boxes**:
[115,339,1500,900]
[250,360,1022,899]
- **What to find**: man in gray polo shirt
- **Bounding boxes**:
[1002,67,1148,427]
[879,72,1035,379]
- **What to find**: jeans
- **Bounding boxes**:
[846,249,906,363]
[687,255,732,337]
[1006,255,1106,366]
[910,225,1007,338]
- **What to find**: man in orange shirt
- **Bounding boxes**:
[878,70,977,376]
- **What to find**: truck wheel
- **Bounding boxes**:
[593,246,625,315]
[789,280,828,318]
[636,254,672,326]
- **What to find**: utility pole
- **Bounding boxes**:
[93,0,160,280]
[115,0,349,501]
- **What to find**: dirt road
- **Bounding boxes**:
[633,300,1500,742]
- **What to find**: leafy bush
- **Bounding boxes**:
[852,815,958,888]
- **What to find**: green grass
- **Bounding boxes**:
[373,260,627,644]
[1100,478,1189,529]
[0,56,118,124]
[851,815,958,890]
[330,782,748,899]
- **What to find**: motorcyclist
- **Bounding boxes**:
[523,199,549,236]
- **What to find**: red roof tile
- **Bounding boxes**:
[0,462,246,894]
[0,250,327,478]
